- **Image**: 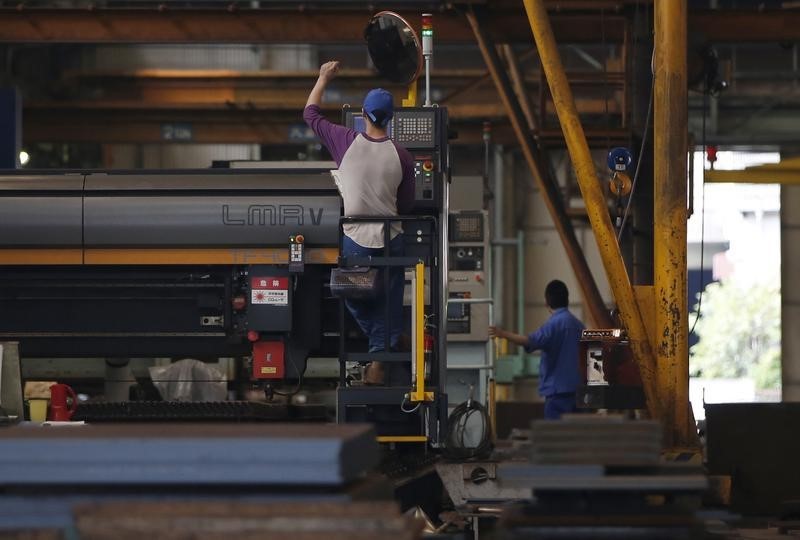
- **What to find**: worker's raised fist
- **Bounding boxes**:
[319,61,340,82]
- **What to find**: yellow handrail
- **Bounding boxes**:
[410,261,433,402]
[377,435,428,443]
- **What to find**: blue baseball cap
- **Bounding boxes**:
[363,88,394,128]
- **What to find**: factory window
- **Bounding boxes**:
[689,150,782,420]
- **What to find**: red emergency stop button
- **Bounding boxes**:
[422,160,434,172]
[232,295,246,311]
[295,234,304,244]
[247,330,260,342]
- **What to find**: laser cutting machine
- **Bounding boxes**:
[0,105,450,443]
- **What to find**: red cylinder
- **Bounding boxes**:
[424,332,434,353]
[49,383,77,421]
[707,145,718,164]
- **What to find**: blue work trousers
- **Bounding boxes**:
[544,392,577,420]
[342,235,404,352]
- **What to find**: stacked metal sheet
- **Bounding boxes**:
[498,416,706,492]
[72,400,328,422]
[495,416,708,538]
[0,423,378,487]
[73,400,291,422]
[73,501,422,540]
[530,414,662,466]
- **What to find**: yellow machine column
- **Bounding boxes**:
[654,0,692,446]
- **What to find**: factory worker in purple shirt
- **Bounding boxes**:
[490,280,585,420]
[304,60,416,386]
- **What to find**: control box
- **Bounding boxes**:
[246,266,292,332]
[447,211,489,342]
[576,329,646,409]
[343,107,448,211]
[252,340,285,380]
[288,234,305,274]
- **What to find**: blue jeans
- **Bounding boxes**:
[544,392,577,420]
[342,234,404,353]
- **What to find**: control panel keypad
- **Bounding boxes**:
[394,113,435,146]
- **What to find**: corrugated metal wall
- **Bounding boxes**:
[88,44,317,167]
[84,44,317,71]
[141,143,259,169]
[86,45,263,71]
[104,143,258,168]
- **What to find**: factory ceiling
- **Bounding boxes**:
[1,1,799,150]
[1,6,799,44]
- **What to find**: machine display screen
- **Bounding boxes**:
[351,114,393,138]
[446,292,471,334]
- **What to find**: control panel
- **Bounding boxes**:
[447,211,489,342]
[446,290,473,335]
[288,234,305,273]
[577,328,646,410]
[448,212,484,242]
[343,107,448,211]
[413,153,436,205]
[449,247,484,272]
[393,110,436,147]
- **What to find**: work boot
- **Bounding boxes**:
[364,361,385,385]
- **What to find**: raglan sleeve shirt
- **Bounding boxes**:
[303,105,357,166]
[394,144,416,214]
[304,104,416,215]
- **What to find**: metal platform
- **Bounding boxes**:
[437,462,531,506]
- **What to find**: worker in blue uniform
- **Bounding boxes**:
[489,280,585,420]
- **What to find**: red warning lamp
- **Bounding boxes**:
[706,145,718,164]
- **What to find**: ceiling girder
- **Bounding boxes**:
[0,8,797,44]
[0,8,625,44]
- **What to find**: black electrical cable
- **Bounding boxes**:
[690,90,709,335]
[616,5,654,241]
[400,395,421,414]
[271,372,305,397]
[616,67,654,242]
[271,346,307,397]
[601,8,612,158]
[270,277,307,398]
[442,399,493,461]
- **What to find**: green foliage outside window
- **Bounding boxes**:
[689,279,781,390]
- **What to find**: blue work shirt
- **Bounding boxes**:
[524,308,585,397]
